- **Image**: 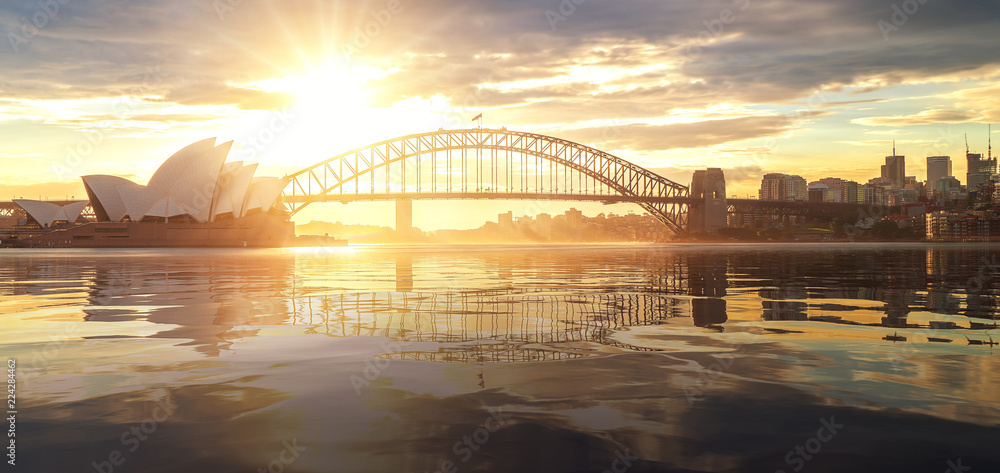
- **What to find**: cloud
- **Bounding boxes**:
[851,109,980,127]
[552,115,801,151]
[951,84,1000,123]
[55,113,231,124]
[2,0,998,117]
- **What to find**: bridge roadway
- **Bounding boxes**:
[283,192,865,219]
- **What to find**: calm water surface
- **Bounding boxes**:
[2,243,999,472]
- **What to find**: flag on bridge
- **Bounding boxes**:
[472,113,482,122]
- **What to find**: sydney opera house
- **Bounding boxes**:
[3,138,295,247]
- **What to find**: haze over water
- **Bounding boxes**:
[2,243,999,472]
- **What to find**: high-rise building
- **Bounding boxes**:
[759,173,807,201]
[498,211,513,227]
[534,213,552,238]
[565,208,583,229]
[881,152,905,188]
[926,156,952,189]
[967,152,997,193]
[935,176,962,201]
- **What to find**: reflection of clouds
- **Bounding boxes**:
[5,245,999,361]
[7,247,1000,472]
[16,251,301,355]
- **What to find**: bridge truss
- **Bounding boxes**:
[283,128,691,232]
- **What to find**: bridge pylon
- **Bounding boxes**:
[689,168,727,233]
[396,199,412,232]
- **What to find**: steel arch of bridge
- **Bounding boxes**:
[283,128,690,232]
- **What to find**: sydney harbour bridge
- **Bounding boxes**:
[280,128,862,233]
[0,128,863,233]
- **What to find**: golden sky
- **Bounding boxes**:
[2,0,999,229]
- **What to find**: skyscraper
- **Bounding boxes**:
[967,152,997,192]
[881,151,905,188]
[926,156,951,189]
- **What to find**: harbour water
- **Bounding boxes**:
[2,243,999,472]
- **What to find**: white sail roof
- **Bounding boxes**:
[157,141,231,222]
[242,177,290,217]
[147,137,217,190]
[82,175,140,222]
[117,183,164,223]
[211,162,258,220]
[13,200,88,227]
[80,138,286,224]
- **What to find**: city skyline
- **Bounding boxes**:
[2,0,1000,230]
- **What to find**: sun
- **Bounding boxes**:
[251,65,371,116]
[234,61,440,175]
[235,64,381,165]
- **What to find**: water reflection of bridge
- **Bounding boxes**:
[289,289,693,362]
[6,245,996,361]
[282,251,729,362]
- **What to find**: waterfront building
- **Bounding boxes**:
[8,138,293,247]
[809,177,862,203]
[926,210,1000,240]
[807,183,832,202]
[498,211,513,228]
[759,173,807,201]
[565,208,583,229]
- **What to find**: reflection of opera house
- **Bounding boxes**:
[6,138,294,247]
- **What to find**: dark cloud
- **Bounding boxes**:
[552,115,801,151]
[1,0,999,139]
